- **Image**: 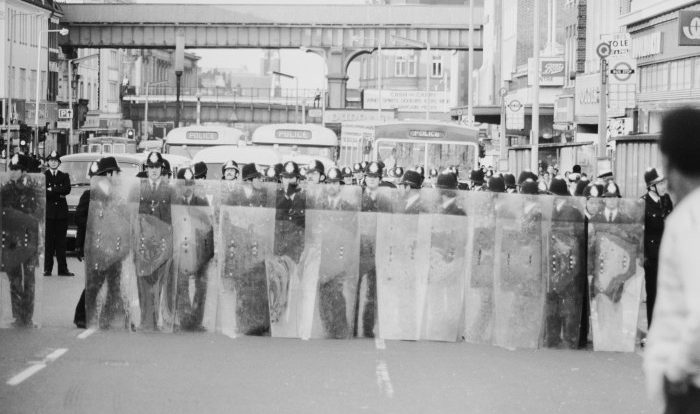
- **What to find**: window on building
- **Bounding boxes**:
[431,55,443,78]
[395,56,407,77]
[110,81,119,100]
[19,69,26,101]
[407,55,417,77]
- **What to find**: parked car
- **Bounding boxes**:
[59,153,144,252]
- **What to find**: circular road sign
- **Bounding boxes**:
[507,100,522,112]
[596,42,611,59]
[610,61,635,82]
[499,87,508,97]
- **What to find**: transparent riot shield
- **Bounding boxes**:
[171,179,219,333]
[0,172,45,328]
[586,198,644,352]
[218,181,276,338]
[84,175,138,330]
[420,187,468,342]
[268,181,307,338]
[375,186,431,341]
[542,195,586,349]
[304,184,361,339]
[130,178,175,332]
[493,193,549,349]
[463,191,496,344]
[356,185,394,338]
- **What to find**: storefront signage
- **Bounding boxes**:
[528,58,565,86]
[632,32,662,58]
[363,89,451,113]
[601,33,631,56]
[679,11,700,46]
[323,109,395,124]
[575,73,600,119]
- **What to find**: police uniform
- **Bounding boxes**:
[2,155,43,327]
[44,151,72,276]
[274,162,306,262]
[134,152,175,330]
[641,168,673,326]
[397,170,424,214]
[435,173,466,216]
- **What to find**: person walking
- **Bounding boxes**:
[43,151,73,277]
[641,167,673,329]
[644,107,700,412]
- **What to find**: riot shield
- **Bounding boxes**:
[304,184,361,339]
[542,195,587,349]
[586,198,644,352]
[130,178,175,332]
[218,181,276,338]
[355,186,394,338]
[463,191,496,344]
[375,187,431,340]
[493,193,549,349]
[0,172,45,328]
[171,179,219,332]
[84,175,138,330]
[268,182,308,338]
[420,188,468,342]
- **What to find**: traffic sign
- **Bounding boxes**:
[609,61,635,82]
[596,42,611,59]
[58,108,73,119]
[507,100,522,112]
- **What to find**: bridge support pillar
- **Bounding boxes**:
[326,48,349,109]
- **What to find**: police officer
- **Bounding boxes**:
[43,151,73,277]
[362,162,392,213]
[424,168,439,188]
[486,175,506,193]
[641,167,673,328]
[222,160,239,181]
[227,164,268,207]
[3,154,43,327]
[307,160,326,184]
[319,167,352,210]
[135,151,175,330]
[397,170,423,214]
[192,161,208,180]
[352,162,365,187]
[503,173,517,193]
[274,161,306,262]
[435,172,466,215]
[341,166,354,185]
[469,168,486,191]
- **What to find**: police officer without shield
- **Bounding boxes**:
[43,151,73,277]
[641,167,673,328]
[222,160,239,181]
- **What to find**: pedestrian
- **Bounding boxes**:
[644,107,700,412]
[3,154,43,327]
[43,151,73,277]
[641,167,673,329]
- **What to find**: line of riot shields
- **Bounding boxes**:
[0,172,46,329]
[3,174,645,352]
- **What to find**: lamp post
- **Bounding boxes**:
[300,47,328,127]
[34,26,69,154]
[68,53,99,153]
[144,80,168,141]
[391,35,431,120]
[272,71,298,123]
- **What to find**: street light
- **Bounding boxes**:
[391,35,431,120]
[34,26,69,154]
[144,80,169,140]
[272,71,299,123]
[68,53,99,152]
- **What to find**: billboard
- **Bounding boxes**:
[679,11,700,46]
[528,58,565,86]
[363,89,452,113]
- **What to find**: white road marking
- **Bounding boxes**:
[77,328,96,340]
[6,348,68,387]
[6,364,47,386]
[374,338,386,350]
[375,360,394,398]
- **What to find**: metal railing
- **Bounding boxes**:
[125,87,324,107]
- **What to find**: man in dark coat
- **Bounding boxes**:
[641,167,673,328]
[274,161,306,262]
[3,154,44,327]
[436,172,466,216]
[43,151,73,276]
[397,170,423,214]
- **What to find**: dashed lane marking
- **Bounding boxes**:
[77,328,96,340]
[6,348,68,386]
[374,338,386,350]
[375,359,394,398]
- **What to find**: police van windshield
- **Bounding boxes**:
[376,140,477,181]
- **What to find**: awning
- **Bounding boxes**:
[450,104,555,124]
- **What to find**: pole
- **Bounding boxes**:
[426,43,431,120]
[175,72,182,128]
[378,42,382,117]
[295,77,299,123]
[144,81,149,140]
[500,90,506,163]
[68,59,73,154]
[5,13,12,170]
[598,58,607,159]
[34,29,43,155]
[443,70,448,112]
[467,0,474,126]
[531,0,540,172]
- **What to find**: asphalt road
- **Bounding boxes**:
[0,257,662,414]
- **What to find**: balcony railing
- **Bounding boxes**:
[124,87,324,107]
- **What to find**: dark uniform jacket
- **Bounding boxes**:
[227,186,269,207]
[138,179,173,224]
[45,169,71,220]
[438,198,466,216]
[361,188,392,213]
[641,193,672,261]
[275,187,306,227]
[75,190,91,251]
